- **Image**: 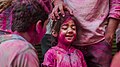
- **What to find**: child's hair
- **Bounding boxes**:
[11,0,48,32]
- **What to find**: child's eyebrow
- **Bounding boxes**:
[62,24,68,26]
[71,24,75,26]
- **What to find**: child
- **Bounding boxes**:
[42,12,87,67]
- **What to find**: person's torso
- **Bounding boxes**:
[64,0,109,46]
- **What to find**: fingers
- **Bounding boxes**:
[65,5,73,15]
[50,1,73,21]
[59,4,65,17]
[105,33,114,45]
[49,5,65,21]
[54,8,60,19]
[49,5,59,21]
[49,12,56,21]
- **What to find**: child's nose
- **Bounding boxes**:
[67,28,73,33]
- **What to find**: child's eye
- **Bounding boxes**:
[72,26,76,30]
[61,25,68,30]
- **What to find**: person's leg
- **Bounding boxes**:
[75,40,112,67]
[86,40,112,67]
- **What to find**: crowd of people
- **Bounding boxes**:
[0,0,120,67]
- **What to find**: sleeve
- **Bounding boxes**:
[42,50,55,67]
[109,0,120,19]
[77,50,87,67]
[12,49,39,67]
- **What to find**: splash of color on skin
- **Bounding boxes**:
[57,18,77,50]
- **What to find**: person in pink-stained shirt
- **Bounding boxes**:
[0,0,49,67]
[42,12,87,67]
[48,0,120,67]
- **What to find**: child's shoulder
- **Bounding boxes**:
[44,46,61,58]
[45,46,59,54]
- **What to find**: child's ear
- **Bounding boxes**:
[52,29,58,37]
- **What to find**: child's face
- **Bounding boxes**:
[58,18,76,45]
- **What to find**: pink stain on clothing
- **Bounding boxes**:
[0,34,39,67]
[64,0,120,46]
[42,46,87,67]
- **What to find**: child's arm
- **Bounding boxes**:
[77,50,87,67]
[81,53,87,67]
[42,50,56,67]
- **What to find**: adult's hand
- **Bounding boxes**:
[49,0,73,21]
[105,18,119,45]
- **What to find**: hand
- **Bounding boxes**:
[105,32,114,45]
[105,18,119,45]
[49,0,73,21]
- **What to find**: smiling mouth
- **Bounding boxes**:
[66,34,74,37]
[65,36,74,40]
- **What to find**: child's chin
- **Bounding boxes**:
[66,38,74,43]
[65,40,73,44]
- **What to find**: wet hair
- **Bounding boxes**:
[12,0,48,32]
